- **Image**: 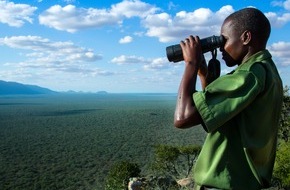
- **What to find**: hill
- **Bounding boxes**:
[0,80,57,95]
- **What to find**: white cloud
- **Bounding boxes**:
[39,0,158,33]
[119,36,133,44]
[110,0,159,18]
[63,0,76,4]
[0,35,102,62]
[111,55,177,71]
[168,1,178,10]
[271,1,283,7]
[37,2,290,44]
[268,41,290,66]
[143,57,173,70]
[0,35,105,74]
[284,0,290,10]
[265,12,290,27]
[143,5,234,42]
[271,0,290,10]
[0,35,114,91]
[39,5,120,33]
[0,0,37,27]
[111,55,149,65]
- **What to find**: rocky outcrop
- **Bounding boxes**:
[127,176,194,190]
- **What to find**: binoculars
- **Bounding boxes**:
[166,35,224,62]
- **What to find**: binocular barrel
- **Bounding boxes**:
[166,35,224,62]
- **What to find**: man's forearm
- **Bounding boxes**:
[174,35,204,128]
[198,56,208,90]
[174,63,199,128]
[199,75,207,90]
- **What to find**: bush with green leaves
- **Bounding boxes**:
[105,161,141,190]
[273,141,290,189]
[278,86,290,142]
[151,144,201,180]
[272,86,290,189]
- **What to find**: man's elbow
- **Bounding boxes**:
[174,118,183,128]
[174,117,192,129]
[174,111,202,129]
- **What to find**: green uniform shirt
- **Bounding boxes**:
[193,50,283,190]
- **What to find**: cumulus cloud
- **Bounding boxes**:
[63,0,76,4]
[271,0,290,10]
[267,0,290,27]
[143,57,173,70]
[143,5,234,42]
[39,0,158,32]
[284,0,290,10]
[0,36,107,75]
[0,35,101,62]
[111,55,149,65]
[111,55,176,70]
[39,5,120,33]
[265,12,290,27]
[168,1,178,10]
[268,41,290,66]
[110,0,159,18]
[0,0,37,27]
[119,36,133,44]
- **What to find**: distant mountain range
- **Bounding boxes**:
[0,80,109,95]
[0,80,57,95]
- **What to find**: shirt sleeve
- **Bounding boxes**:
[193,64,265,132]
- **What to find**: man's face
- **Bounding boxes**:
[220,20,245,67]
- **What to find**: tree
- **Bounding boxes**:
[278,86,290,142]
[273,141,290,189]
[178,146,201,177]
[105,161,141,190]
[272,86,290,189]
[151,145,180,177]
[151,144,201,179]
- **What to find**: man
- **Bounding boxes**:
[174,8,283,190]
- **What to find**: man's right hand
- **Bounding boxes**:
[180,35,203,69]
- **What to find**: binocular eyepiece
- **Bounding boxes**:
[166,35,224,62]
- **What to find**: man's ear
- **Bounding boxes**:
[241,30,251,45]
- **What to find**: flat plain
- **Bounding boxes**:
[0,94,206,190]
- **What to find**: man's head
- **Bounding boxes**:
[220,8,271,67]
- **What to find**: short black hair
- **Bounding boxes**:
[225,7,271,47]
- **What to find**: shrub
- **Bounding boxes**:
[105,161,141,190]
[278,86,290,142]
[272,86,290,189]
[273,141,290,188]
[151,144,201,179]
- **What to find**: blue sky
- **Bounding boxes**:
[0,0,289,93]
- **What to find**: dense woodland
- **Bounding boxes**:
[0,91,289,190]
[0,94,206,190]
[105,87,290,190]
